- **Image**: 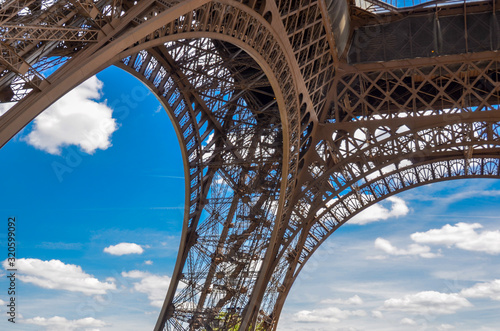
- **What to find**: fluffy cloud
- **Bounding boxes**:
[294,307,366,323]
[461,279,500,300]
[400,317,416,325]
[24,76,117,155]
[122,270,172,307]
[349,197,409,225]
[24,316,107,331]
[383,291,472,315]
[320,295,363,305]
[103,243,144,256]
[374,238,439,258]
[2,258,115,295]
[411,223,500,254]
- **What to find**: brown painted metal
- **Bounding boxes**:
[0,0,499,330]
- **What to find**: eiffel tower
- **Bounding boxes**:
[1,0,499,330]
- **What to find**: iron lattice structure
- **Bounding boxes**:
[1,0,499,329]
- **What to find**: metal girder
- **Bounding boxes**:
[352,0,403,16]
[0,0,37,24]
[0,1,500,331]
[0,24,100,41]
[0,40,44,79]
[348,9,500,63]
[0,41,45,101]
[67,0,103,20]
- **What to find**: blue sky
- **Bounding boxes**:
[1,67,500,331]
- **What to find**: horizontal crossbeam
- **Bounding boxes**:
[0,24,100,42]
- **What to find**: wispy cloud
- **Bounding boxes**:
[320,295,363,305]
[294,307,366,323]
[37,242,83,250]
[373,222,500,259]
[24,316,108,331]
[122,270,173,307]
[411,223,500,255]
[405,182,500,204]
[372,238,439,259]
[461,279,500,300]
[435,189,500,204]
[383,291,472,314]
[400,317,416,325]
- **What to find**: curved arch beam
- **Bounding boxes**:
[265,115,500,326]
[273,154,500,319]
[115,40,285,330]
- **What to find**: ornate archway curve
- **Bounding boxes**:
[255,110,500,325]
[303,156,500,268]
[111,38,292,330]
[113,30,297,227]
[269,155,500,323]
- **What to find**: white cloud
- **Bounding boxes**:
[2,258,115,295]
[373,238,439,258]
[294,307,366,323]
[400,317,416,325]
[428,188,500,206]
[461,279,500,300]
[411,223,500,254]
[122,270,171,307]
[438,324,455,330]
[24,316,107,331]
[349,197,409,225]
[320,295,363,305]
[144,260,153,265]
[371,310,383,319]
[383,291,472,315]
[103,243,144,256]
[24,76,117,155]
[0,102,15,116]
